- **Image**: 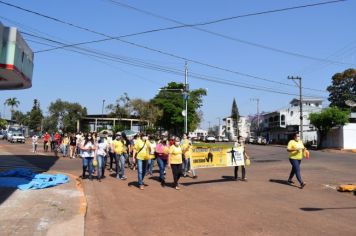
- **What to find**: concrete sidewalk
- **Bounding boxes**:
[0,173,86,236]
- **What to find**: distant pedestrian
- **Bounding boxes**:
[169,137,183,190]
[287,133,306,189]
[233,136,250,181]
[146,135,157,176]
[181,133,197,179]
[112,133,128,180]
[32,134,38,153]
[69,133,77,158]
[42,132,50,152]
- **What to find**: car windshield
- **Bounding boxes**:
[13,132,23,136]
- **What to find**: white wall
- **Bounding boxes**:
[323,124,356,149]
[342,124,356,149]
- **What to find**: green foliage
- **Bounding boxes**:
[28,99,43,131]
[12,111,28,125]
[151,82,207,134]
[309,107,349,148]
[327,68,356,110]
[106,93,131,118]
[231,98,240,137]
[0,119,7,129]
[4,97,20,120]
[46,99,87,133]
[130,98,162,127]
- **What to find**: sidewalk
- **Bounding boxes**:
[0,146,86,236]
[0,174,86,236]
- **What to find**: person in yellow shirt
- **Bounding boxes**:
[169,137,183,190]
[287,133,306,189]
[61,134,69,157]
[133,133,150,190]
[112,133,128,180]
[181,134,197,179]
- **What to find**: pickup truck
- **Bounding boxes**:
[8,132,26,143]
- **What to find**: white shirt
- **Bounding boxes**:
[81,141,95,158]
[96,142,107,156]
[32,136,38,144]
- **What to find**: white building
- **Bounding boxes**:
[221,116,251,140]
[261,98,323,144]
[189,128,208,139]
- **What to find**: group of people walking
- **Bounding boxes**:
[32,130,307,190]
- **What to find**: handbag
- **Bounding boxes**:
[93,159,98,167]
[245,158,251,166]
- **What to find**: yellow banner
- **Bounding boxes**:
[190,146,245,169]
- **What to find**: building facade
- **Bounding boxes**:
[221,116,251,140]
[261,98,323,144]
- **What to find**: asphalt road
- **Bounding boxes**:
[1,139,356,235]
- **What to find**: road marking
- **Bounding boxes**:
[323,184,337,190]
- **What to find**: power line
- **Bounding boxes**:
[1,1,329,93]
[103,0,352,67]
[24,31,327,99]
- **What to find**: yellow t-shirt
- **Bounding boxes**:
[181,139,191,159]
[169,145,183,164]
[113,140,126,154]
[134,139,150,160]
[62,137,69,145]
[287,140,305,160]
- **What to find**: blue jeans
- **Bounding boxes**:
[289,159,303,184]
[97,155,105,179]
[83,157,94,177]
[147,158,155,175]
[183,158,196,176]
[157,158,168,181]
[62,145,68,156]
[115,153,127,178]
[137,159,148,186]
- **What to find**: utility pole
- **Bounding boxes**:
[184,61,188,134]
[250,98,260,133]
[288,76,303,141]
[102,99,105,129]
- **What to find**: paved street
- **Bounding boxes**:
[1,139,356,235]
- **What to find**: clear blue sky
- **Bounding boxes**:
[1,0,355,130]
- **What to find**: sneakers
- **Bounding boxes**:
[120,176,127,180]
[192,175,198,179]
[300,182,306,189]
[139,185,144,190]
[287,179,295,185]
[241,178,247,182]
[175,186,181,190]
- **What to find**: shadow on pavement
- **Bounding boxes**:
[269,179,299,188]
[0,154,60,205]
[181,178,234,186]
[300,207,356,212]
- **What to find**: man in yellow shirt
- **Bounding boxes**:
[112,133,128,180]
[133,133,150,190]
[287,133,306,189]
[181,134,197,179]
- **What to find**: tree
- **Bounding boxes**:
[106,93,131,118]
[12,111,29,125]
[327,68,356,110]
[45,99,87,133]
[309,107,349,148]
[231,98,240,137]
[4,97,20,120]
[129,98,163,129]
[28,99,43,131]
[151,82,207,135]
[0,119,7,129]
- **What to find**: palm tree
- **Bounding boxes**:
[4,97,20,120]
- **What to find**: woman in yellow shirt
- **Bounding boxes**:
[169,137,183,190]
[133,133,150,190]
[287,133,306,189]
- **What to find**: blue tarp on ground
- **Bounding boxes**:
[0,168,69,190]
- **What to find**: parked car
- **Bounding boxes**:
[0,130,5,140]
[7,131,25,143]
[256,136,267,145]
[206,136,216,143]
[248,136,256,144]
[222,137,229,142]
